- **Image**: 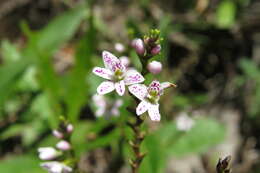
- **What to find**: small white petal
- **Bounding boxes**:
[148,104,161,121]
[136,100,149,115]
[102,51,120,70]
[128,84,148,100]
[97,81,115,95]
[92,67,112,80]
[161,82,177,89]
[115,80,125,96]
[124,69,145,85]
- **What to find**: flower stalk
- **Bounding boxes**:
[127,107,146,173]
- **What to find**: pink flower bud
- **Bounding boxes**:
[38,147,60,160]
[52,130,63,139]
[66,124,73,133]
[147,61,162,74]
[132,38,145,56]
[119,56,130,67]
[114,43,125,53]
[56,140,71,151]
[151,45,161,55]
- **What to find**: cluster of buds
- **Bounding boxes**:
[132,29,163,75]
[38,120,74,173]
[132,29,162,58]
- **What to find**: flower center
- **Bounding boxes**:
[112,62,125,81]
[146,81,162,104]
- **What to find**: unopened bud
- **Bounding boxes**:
[56,140,71,151]
[151,45,161,55]
[119,56,130,67]
[66,124,73,133]
[52,130,63,139]
[38,147,60,160]
[132,38,145,56]
[147,61,162,74]
[114,43,125,53]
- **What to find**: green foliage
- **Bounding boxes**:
[239,59,260,117]
[216,0,237,28]
[140,118,225,173]
[0,155,45,173]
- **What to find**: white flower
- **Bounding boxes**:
[93,51,144,96]
[176,112,194,131]
[38,147,60,160]
[92,94,123,117]
[40,161,72,173]
[129,80,176,121]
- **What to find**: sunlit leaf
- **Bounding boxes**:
[216,0,236,28]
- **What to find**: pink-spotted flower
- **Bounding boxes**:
[129,80,176,121]
[93,51,144,96]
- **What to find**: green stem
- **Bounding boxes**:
[127,106,146,173]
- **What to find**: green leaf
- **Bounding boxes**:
[239,59,260,81]
[0,155,45,173]
[1,40,21,63]
[35,6,87,54]
[141,118,225,173]
[0,60,29,107]
[0,124,25,140]
[216,0,236,28]
[65,15,95,122]
[168,118,225,156]
[140,136,166,173]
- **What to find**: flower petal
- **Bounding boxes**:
[148,104,161,121]
[102,51,120,70]
[128,84,148,100]
[136,100,149,115]
[124,69,145,85]
[115,80,125,96]
[92,67,112,80]
[97,81,115,95]
[161,82,177,89]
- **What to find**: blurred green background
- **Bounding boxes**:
[0,0,259,172]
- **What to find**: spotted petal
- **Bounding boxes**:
[115,80,125,96]
[97,81,115,95]
[128,84,148,100]
[124,69,145,85]
[92,67,112,80]
[136,100,149,115]
[102,51,120,70]
[148,104,161,121]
